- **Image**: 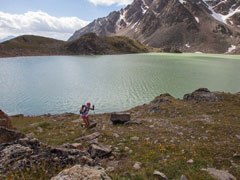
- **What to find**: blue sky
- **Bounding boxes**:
[0,0,126,21]
[0,0,132,40]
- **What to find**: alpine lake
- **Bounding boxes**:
[0,53,240,116]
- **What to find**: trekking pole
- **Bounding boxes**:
[93,105,96,115]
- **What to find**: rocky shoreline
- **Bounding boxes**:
[0,88,240,180]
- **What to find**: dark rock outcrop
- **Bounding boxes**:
[183,88,223,102]
[0,109,12,129]
[0,127,25,144]
[110,113,131,125]
[0,137,90,178]
[148,93,174,114]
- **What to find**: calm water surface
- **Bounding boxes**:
[0,53,240,115]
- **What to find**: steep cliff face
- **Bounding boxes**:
[69,0,240,53]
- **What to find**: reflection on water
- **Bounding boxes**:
[0,53,240,115]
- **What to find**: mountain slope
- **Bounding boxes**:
[65,33,148,55]
[0,35,66,57]
[69,0,240,54]
[0,34,148,58]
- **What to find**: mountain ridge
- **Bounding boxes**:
[0,34,148,58]
[69,0,240,54]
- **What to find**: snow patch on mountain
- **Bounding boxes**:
[203,0,240,26]
[179,0,186,4]
[141,0,149,14]
[195,17,200,23]
[116,10,129,30]
[227,45,236,53]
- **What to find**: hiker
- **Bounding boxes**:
[80,102,95,128]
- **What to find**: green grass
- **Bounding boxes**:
[9,93,240,180]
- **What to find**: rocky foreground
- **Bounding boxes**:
[0,88,240,180]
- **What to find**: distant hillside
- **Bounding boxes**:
[0,35,66,57]
[0,34,148,58]
[65,33,148,55]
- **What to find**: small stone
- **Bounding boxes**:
[129,150,133,154]
[149,125,154,128]
[187,159,194,164]
[180,175,188,180]
[113,133,119,138]
[106,167,115,172]
[117,143,124,146]
[153,170,168,180]
[145,137,150,141]
[131,136,139,141]
[236,135,240,139]
[109,156,115,160]
[72,119,81,123]
[233,153,240,158]
[80,156,94,166]
[53,157,59,161]
[37,127,43,133]
[71,143,82,149]
[124,147,130,151]
[26,132,35,138]
[102,125,106,131]
[133,162,142,170]
[108,161,119,168]
[154,140,158,144]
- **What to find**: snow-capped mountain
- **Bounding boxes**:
[69,0,240,53]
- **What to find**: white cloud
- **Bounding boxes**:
[0,11,89,41]
[88,0,133,6]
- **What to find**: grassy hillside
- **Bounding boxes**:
[65,33,148,55]
[8,91,240,180]
[0,35,66,57]
[0,34,149,58]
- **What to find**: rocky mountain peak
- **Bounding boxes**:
[69,0,240,53]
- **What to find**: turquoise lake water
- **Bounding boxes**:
[0,53,240,115]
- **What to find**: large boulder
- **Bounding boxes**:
[203,168,236,180]
[51,165,111,180]
[0,127,25,144]
[89,143,112,159]
[110,113,131,125]
[183,88,223,102]
[0,109,12,129]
